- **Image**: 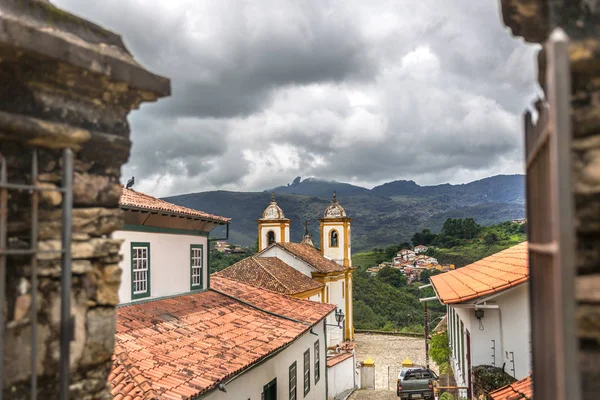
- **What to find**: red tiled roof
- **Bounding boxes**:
[211,276,334,324]
[327,352,354,368]
[120,187,230,223]
[264,242,347,273]
[430,242,528,304]
[216,256,323,295]
[111,280,334,399]
[490,375,533,399]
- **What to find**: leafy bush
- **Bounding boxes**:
[429,332,451,374]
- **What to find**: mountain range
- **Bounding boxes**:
[163,174,525,252]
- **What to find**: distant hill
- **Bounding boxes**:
[163,174,525,252]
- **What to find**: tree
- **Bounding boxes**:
[420,269,442,283]
[377,267,407,288]
[412,229,437,246]
[429,331,451,374]
[483,231,499,244]
[399,241,412,250]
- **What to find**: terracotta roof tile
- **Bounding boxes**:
[263,242,347,273]
[111,279,334,399]
[216,256,324,295]
[326,352,354,368]
[211,276,335,324]
[490,375,533,399]
[120,187,230,223]
[430,242,528,304]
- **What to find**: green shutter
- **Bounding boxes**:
[131,242,151,300]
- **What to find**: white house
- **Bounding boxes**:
[428,242,530,399]
[398,249,416,261]
[114,187,230,304]
[111,276,334,400]
[110,188,339,400]
[414,244,429,253]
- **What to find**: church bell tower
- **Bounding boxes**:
[257,193,291,251]
[319,192,352,266]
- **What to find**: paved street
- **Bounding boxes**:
[348,389,398,400]
[353,332,438,391]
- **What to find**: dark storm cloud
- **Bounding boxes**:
[53,0,539,196]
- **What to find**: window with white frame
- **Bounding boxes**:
[191,245,203,289]
[131,242,150,299]
[314,340,320,384]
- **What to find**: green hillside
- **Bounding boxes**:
[164,175,525,252]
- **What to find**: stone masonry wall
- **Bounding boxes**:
[501,1,600,399]
[0,1,170,399]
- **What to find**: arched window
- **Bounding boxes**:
[330,230,339,247]
[267,231,276,245]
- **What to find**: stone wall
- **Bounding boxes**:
[500,1,600,399]
[0,1,170,399]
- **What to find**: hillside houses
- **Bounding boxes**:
[368,249,454,282]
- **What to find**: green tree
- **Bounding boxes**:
[420,269,442,283]
[377,267,407,288]
[483,231,499,244]
[412,229,437,246]
[353,300,379,330]
[429,331,451,374]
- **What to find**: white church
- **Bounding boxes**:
[218,192,355,345]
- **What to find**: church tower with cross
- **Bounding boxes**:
[320,192,352,267]
[249,191,354,342]
[257,193,290,251]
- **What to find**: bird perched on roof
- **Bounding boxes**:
[126,176,135,189]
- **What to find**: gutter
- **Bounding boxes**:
[121,205,230,225]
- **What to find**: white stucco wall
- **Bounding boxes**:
[113,230,208,304]
[327,354,356,400]
[207,320,328,400]
[322,224,345,265]
[259,222,290,251]
[259,247,315,277]
[448,283,531,390]
[494,284,531,379]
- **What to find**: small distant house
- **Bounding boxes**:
[429,242,531,398]
[398,249,416,260]
[414,244,429,253]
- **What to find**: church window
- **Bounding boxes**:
[267,231,275,245]
[330,230,339,247]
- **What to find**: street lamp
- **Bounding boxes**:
[326,308,345,328]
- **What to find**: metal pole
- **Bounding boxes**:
[30,150,39,400]
[0,156,7,400]
[59,149,73,400]
[424,302,429,368]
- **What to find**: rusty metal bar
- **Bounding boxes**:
[30,150,39,399]
[0,156,7,400]
[59,148,73,400]
[528,242,559,255]
[0,249,62,256]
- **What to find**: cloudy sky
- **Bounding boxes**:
[55,0,539,197]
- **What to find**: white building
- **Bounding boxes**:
[114,187,230,304]
[398,249,416,260]
[428,242,531,399]
[250,192,354,344]
[110,188,339,400]
[414,244,429,253]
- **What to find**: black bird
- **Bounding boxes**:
[126,176,135,189]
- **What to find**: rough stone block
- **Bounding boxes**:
[79,308,116,368]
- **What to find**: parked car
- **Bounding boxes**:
[396,366,438,399]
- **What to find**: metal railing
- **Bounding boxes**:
[0,148,74,400]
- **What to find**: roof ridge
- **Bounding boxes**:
[251,256,290,292]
